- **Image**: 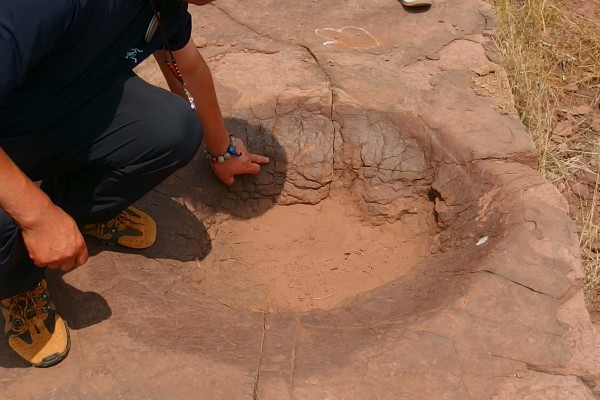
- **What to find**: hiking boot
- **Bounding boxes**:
[400,0,432,6]
[1,280,70,367]
[82,206,157,249]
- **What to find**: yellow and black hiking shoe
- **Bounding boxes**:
[82,206,157,249]
[1,280,70,367]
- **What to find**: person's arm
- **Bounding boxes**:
[0,148,88,271]
[154,39,269,185]
[0,1,89,272]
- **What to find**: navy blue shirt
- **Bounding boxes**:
[0,0,191,138]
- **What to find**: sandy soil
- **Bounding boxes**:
[193,197,434,312]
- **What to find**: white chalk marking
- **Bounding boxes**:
[476,236,489,246]
[315,26,380,49]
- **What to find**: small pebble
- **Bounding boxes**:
[583,170,599,185]
[195,37,208,48]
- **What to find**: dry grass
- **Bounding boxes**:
[489,0,600,306]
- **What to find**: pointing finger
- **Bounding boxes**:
[249,153,269,164]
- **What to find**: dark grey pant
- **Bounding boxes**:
[0,73,203,298]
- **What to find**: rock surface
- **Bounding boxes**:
[3,0,600,399]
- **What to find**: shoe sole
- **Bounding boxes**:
[31,322,71,368]
[400,0,432,6]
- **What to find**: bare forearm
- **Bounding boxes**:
[154,41,229,155]
[154,38,269,187]
[0,148,52,227]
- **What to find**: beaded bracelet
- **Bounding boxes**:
[204,135,242,163]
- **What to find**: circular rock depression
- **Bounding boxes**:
[126,22,600,396]
[139,78,600,399]
[182,101,508,316]
[139,35,600,397]
[152,100,442,313]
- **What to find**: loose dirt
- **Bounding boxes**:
[196,197,434,312]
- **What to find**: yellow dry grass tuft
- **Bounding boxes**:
[489,0,600,306]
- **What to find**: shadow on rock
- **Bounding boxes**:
[157,117,288,220]
[45,270,112,330]
[0,341,29,368]
[87,190,213,262]
[87,118,286,263]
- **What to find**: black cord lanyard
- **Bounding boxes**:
[148,0,196,110]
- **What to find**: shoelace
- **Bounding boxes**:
[4,284,50,335]
[96,211,138,235]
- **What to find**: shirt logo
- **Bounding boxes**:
[124,48,144,64]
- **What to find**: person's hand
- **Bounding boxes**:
[20,203,88,272]
[210,138,270,186]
